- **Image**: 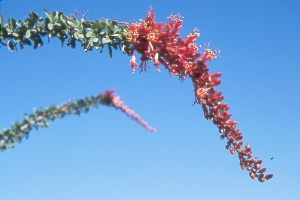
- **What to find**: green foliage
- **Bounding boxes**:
[0,9,131,56]
[0,93,114,151]
[0,14,3,28]
[0,10,138,151]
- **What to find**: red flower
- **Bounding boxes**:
[125,8,271,182]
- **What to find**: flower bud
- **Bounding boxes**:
[229,148,235,154]
[259,168,267,173]
[265,174,273,180]
[249,172,256,180]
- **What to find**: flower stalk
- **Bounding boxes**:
[125,8,272,182]
[0,89,155,151]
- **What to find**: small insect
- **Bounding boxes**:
[270,157,274,160]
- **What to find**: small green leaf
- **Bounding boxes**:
[105,18,110,26]
[88,39,94,46]
[102,37,111,44]
[0,14,3,29]
[82,21,92,29]
[47,23,53,30]
[86,32,95,38]
[74,26,83,34]
[29,12,38,22]
[59,14,67,22]
[99,21,106,29]
[37,17,44,26]
[23,18,35,29]
[106,26,114,37]
[25,30,31,38]
[12,32,19,37]
[108,44,112,58]
[7,40,14,51]
[44,8,53,22]
[67,19,79,28]
[52,11,59,22]
[8,18,16,30]
[16,20,22,27]
[74,32,84,40]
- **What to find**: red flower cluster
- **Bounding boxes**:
[125,8,273,182]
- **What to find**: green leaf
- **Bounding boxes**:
[0,14,3,29]
[102,37,111,44]
[82,21,92,29]
[29,12,38,22]
[7,40,14,51]
[86,32,95,38]
[59,14,67,22]
[23,18,35,29]
[99,21,106,29]
[105,26,114,36]
[8,18,16,30]
[25,30,31,38]
[12,32,19,37]
[88,39,94,46]
[105,18,110,26]
[52,11,59,22]
[44,8,53,22]
[108,44,112,58]
[74,32,84,40]
[37,17,44,26]
[67,19,79,28]
[16,20,22,27]
[47,23,53,30]
[59,14,68,28]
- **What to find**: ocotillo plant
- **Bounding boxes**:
[0,8,273,182]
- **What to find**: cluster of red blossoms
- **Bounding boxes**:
[125,8,273,182]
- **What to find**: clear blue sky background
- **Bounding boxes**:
[1,0,299,199]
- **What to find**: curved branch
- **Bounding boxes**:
[0,89,155,151]
[0,9,130,57]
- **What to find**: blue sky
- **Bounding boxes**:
[1,0,300,199]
